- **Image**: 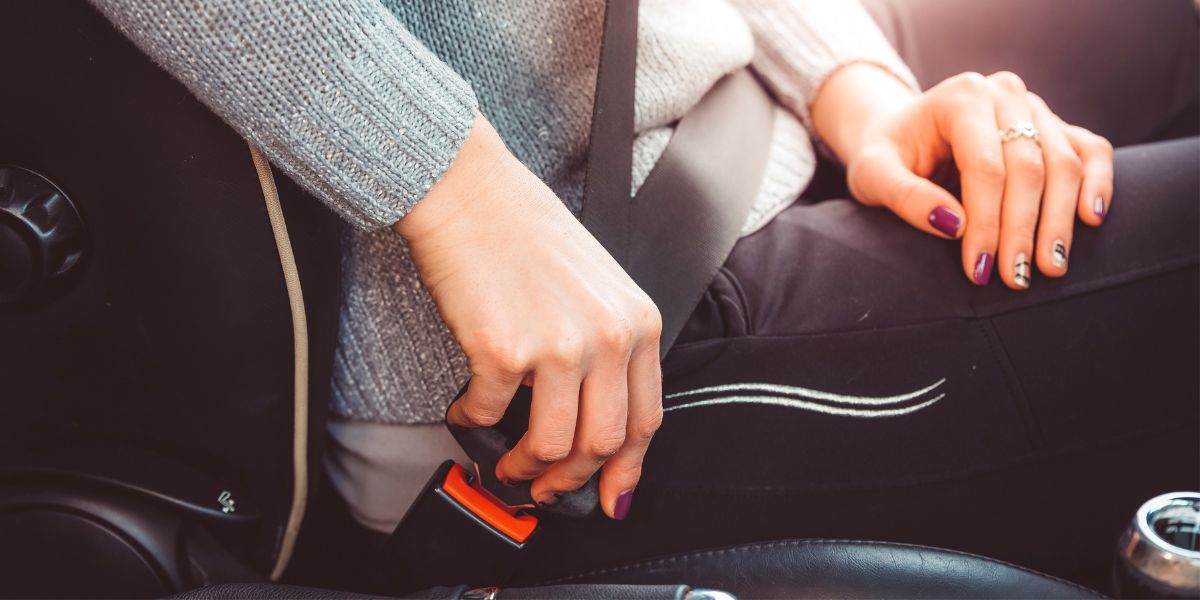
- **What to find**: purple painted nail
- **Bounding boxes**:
[613,489,634,520]
[1093,196,1106,221]
[973,252,994,285]
[929,206,961,238]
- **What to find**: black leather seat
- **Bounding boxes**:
[547,539,1101,599]
[171,539,1101,599]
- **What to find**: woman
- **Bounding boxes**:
[92,0,1197,589]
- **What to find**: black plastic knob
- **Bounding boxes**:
[0,166,86,305]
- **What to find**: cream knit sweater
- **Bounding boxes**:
[91,0,917,424]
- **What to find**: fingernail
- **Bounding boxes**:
[928,206,962,238]
[1093,196,1106,221]
[613,489,635,520]
[1051,240,1068,269]
[500,478,518,488]
[536,493,561,506]
[1014,252,1031,289]
[972,252,994,286]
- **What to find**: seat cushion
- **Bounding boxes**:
[543,539,1103,599]
[171,539,1103,599]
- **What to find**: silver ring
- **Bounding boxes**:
[998,120,1041,146]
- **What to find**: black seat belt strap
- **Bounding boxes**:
[580,0,639,266]
[628,70,774,354]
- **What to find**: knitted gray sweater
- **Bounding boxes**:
[91,0,917,424]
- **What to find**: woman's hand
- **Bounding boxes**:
[813,64,1114,289]
[395,114,663,519]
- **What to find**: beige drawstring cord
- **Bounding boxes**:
[247,143,310,581]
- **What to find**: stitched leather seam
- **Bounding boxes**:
[542,539,1102,596]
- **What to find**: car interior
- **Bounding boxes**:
[2,3,1197,599]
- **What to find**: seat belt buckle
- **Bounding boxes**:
[380,459,539,593]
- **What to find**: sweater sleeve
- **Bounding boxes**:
[90,0,478,229]
[728,0,919,129]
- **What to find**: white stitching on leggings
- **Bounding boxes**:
[664,379,946,418]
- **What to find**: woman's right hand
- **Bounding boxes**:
[395,114,663,520]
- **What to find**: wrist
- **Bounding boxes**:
[394,113,513,242]
[810,62,918,164]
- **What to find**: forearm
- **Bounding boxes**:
[810,62,918,165]
[91,0,477,229]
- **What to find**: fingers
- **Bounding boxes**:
[447,364,524,429]
[529,302,662,520]
[597,326,662,520]
[932,73,1006,285]
[1028,93,1081,278]
[849,143,964,239]
[489,297,662,520]
[1063,122,1115,227]
[527,353,627,506]
[988,72,1043,290]
[497,367,582,485]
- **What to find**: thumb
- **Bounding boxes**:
[849,144,965,239]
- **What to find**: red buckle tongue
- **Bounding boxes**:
[467,462,535,516]
[442,463,538,543]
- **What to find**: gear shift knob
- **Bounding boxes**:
[1115,492,1200,598]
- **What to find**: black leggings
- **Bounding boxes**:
[520,1,1200,591]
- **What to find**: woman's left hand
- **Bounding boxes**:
[816,65,1114,289]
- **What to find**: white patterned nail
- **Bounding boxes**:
[1014,252,1031,288]
[1052,240,1068,268]
[1093,196,1106,220]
